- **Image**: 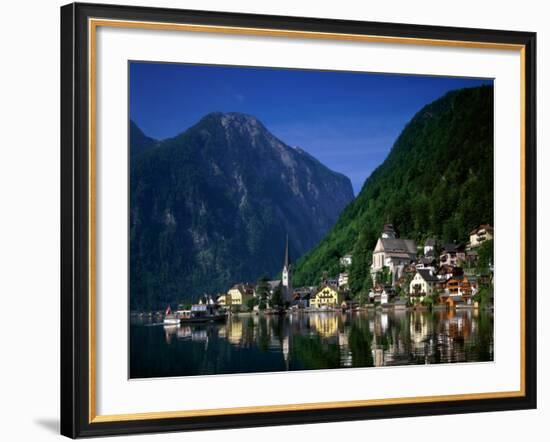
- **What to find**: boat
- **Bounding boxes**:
[163,315,181,326]
[162,306,194,325]
[163,306,180,326]
[179,304,227,324]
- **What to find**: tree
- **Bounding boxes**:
[348,233,371,295]
[476,239,494,274]
[246,297,257,311]
[473,285,493,308]
[271,284,284,308]
[357,290,369,306]
[375,266,391,285]
[255,275,270,301]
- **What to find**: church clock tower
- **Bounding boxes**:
[282,235,292,302]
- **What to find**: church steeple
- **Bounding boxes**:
[282,234,292,303]
[283,234,291,269]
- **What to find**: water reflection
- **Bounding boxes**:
[130,310,493,378]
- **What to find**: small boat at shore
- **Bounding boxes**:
[163,315,181,325]
[163,301,228,325]
[163,306,182,326]
[179,304,227,324]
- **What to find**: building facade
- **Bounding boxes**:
[310,285,341,308]
[409,269,439,299]
[371,223,417,284]
[226,283,255,309]
[469,224,494,248]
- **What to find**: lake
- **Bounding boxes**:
[130,309,493,378]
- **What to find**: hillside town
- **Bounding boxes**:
[191,223,494,314]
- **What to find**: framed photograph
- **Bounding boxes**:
[60,2,537,438]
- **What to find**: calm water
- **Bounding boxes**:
[130,309,493,378]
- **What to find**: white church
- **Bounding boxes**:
[370,223,417,284]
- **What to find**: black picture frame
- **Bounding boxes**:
[61,2,537,438]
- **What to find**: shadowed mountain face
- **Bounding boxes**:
[130,112,354,309]
[129,120,158,157]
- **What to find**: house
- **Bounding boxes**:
[226,283,255,308]
[339,253,353,268]
[292,287,313,308]
[409,269,439,303]
[416,255,437,271]
[198,294,216,305]
[371,223,417,284]
[424,238,437,256]
[216,294,227,306]
[310,284,342,308]
[439,244,466,267]
[439,276,474,306]
[369,284,396,305]
[469,224,494,248]
[338,272,349,288]
[445,276,473,297]
[436,264,463,282]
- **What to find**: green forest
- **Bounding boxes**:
[293,86,494,291]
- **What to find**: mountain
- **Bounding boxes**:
[130,120,158,157]
[293,86,494,290]
[130,112,354,309]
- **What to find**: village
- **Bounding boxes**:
[195,223,494,315]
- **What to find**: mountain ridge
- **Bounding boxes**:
[129,112,354,309]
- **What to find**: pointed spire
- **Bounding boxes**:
[284,234,290,268]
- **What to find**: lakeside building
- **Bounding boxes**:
[371,223,417,284]
[369,284,396,305]
[410,269,439,295]
[292,287,313,308]
[225,283,255,309]
[310,284,342,308]
[409,269,439,303]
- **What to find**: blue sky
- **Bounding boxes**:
[130,62,492,194]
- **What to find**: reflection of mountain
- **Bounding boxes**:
[130,113,354,309]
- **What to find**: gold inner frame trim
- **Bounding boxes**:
[88,17,527,424]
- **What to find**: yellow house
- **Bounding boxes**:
[310,285,341,308]
[216,294,227,306]
[227,284,255,308]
